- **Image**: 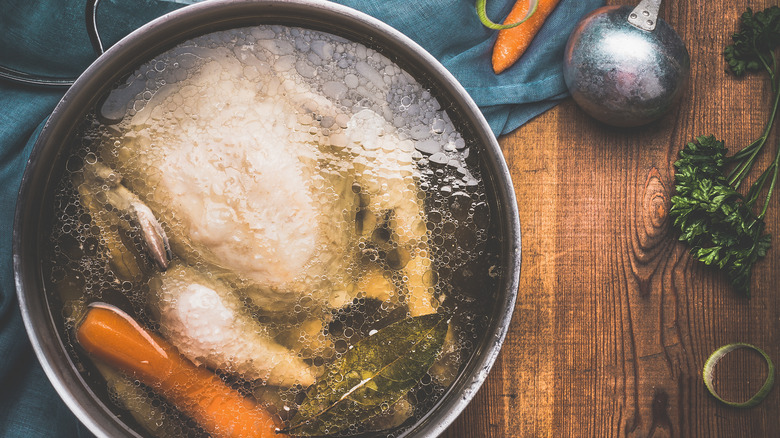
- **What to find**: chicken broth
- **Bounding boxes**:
[44,25,503,438]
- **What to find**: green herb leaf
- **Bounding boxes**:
[723,6,780,77]
[670,136,771,296]
[671,6,780,297]
[285,313,449,437]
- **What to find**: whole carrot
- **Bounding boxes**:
[76,303,285,438]
[492,0,562,74]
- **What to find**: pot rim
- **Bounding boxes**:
[13,1,522,437]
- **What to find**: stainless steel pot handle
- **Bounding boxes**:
[0,0,103,88]
[86,0,106,56]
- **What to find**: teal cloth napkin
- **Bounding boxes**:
[0,0,602,436]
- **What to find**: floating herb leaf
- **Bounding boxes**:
[285,313,449,437]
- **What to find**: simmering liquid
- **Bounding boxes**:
[44,25,503,438]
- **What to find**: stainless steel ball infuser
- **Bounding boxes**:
[563,0,690,127]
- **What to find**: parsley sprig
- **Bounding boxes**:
[671,6,780,296]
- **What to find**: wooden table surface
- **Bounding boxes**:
[443,0,780,436]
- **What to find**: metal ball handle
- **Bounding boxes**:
[562,0,690,127]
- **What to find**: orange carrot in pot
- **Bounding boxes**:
[492,0,562,74]
[76,303,285,438]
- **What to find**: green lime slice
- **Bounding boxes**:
[476,0,539,30]
[703,343,775,408]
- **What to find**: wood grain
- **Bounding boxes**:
[443,0,780,436]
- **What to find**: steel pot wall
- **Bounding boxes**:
[13,1,522,437]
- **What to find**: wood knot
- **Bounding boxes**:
[630,167,675,297]
[649,388,672,435]
[638,167,670,251]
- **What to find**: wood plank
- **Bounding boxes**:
[444,0,780,436]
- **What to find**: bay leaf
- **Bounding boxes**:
[285,313,449,437]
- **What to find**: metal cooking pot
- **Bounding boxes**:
[13,1,521,437]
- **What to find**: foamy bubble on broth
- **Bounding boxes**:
[45,25,501,438]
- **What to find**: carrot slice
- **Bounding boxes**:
[492,0,562,74]
[76,303,285,438]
